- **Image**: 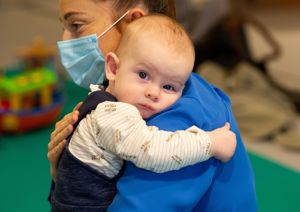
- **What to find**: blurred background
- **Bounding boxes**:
[0,0,299,211]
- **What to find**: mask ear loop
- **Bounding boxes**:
[97,10,130,39]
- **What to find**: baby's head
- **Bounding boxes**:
[105,14,195,119]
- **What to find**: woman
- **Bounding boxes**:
[48,0,257,211]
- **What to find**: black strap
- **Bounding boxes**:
[72,90,117,132]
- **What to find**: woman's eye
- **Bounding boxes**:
[138,71,148,80]
[163,84,175,91]
[67,21,85,34]
[70,23,82,31]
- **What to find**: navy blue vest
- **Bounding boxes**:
[51,90,124,212]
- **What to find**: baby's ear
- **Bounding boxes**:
[105,52,119,80]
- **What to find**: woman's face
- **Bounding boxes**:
[59,0,123,55]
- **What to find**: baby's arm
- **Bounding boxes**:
[95,101,236,173]
[189,123,236,163]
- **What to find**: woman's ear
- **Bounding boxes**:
[118,8,146,32]
[105,52,119,81]
[125,8,146,23]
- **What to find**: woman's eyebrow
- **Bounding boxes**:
[61,11,85,21]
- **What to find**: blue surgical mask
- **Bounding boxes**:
[57,11,129,88]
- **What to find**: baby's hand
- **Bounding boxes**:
[208,123,237,162]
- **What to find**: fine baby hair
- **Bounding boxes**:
[116,14,195,64]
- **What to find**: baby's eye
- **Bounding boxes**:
[163,84,176,91]
[138,71,149,80]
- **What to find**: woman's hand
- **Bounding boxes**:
[47,102,82,181]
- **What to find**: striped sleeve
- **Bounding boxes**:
[94,101,212,173]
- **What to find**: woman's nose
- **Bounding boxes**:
[62,30,72,41]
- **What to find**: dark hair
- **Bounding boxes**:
[112,0,176,19]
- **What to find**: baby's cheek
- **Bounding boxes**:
[166,95,181,108]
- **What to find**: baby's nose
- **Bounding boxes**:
[145,86,160,101]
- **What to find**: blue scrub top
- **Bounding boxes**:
[108,73,257,211]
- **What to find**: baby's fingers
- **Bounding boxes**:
[224,122,230,130]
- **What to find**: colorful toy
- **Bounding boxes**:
[0,37,64,133]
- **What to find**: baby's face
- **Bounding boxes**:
[107,31,193,119]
